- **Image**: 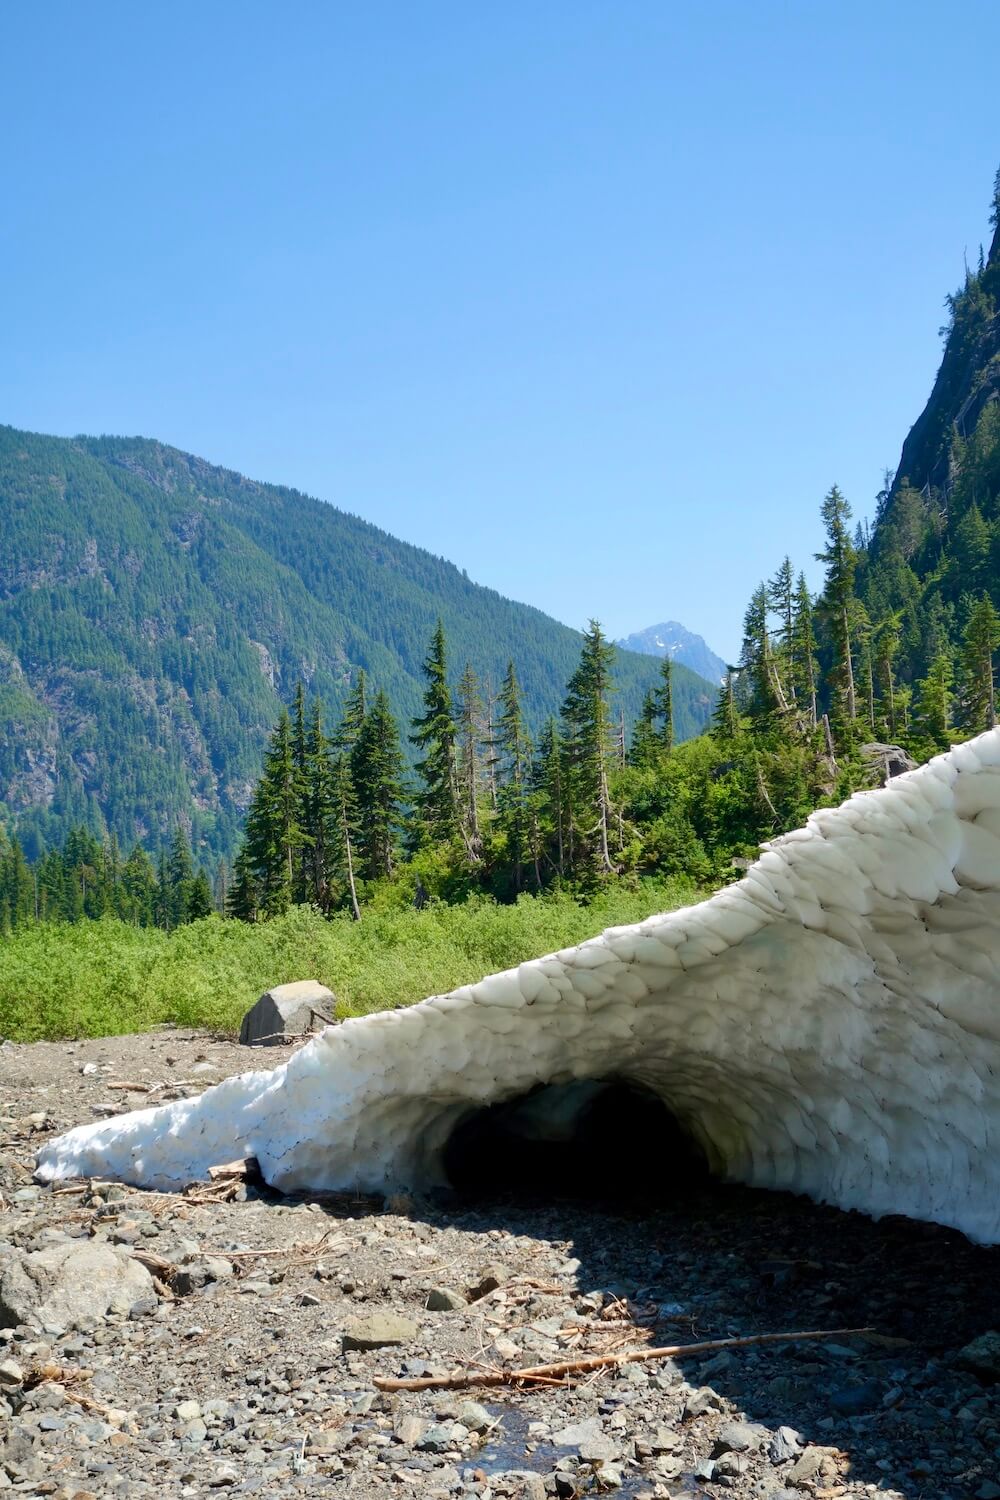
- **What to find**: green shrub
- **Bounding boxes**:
[0,879,698,1042]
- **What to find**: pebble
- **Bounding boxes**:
[425,1286,468,1311]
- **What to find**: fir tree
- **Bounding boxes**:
[352,688,405,881]
[792,571,818,729]
[331,752,361,919]
[816,485,858,734]
[239,710,306,916]
[712,669,740,741]
[957,594,1000,732]
[655,657,674,753]
[496,661,532,889]
[303,698,336,912]
[455,662,485,865]
[337,670,368,752]
[410,620,458,847]
[915,651,954,750]
[167,827,195,927]
[561,621,617,877]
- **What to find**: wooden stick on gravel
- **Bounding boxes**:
[373,1325,873,1393]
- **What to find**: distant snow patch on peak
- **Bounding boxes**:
[617,621,726,684]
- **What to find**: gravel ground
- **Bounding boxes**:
[3,1029,1000,1500]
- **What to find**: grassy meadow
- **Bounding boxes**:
[0,880,699,1043]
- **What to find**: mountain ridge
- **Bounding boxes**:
[0,425,714,860]
[616,620,727,684]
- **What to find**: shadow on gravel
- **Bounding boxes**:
[424,1094,1000,1500]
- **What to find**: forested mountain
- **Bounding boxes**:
[616,621,727,684]
[0,427,713,860]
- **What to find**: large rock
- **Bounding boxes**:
[238,980,336,1046]
[0,1242,154,1332]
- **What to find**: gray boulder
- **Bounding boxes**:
[238,980,336,1046]
[0,1242,155,1332]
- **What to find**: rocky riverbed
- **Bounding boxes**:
[3,1029,1000,1500]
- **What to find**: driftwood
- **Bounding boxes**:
[373,1325,873,1393]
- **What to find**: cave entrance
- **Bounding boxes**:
[442,1079,710,1205]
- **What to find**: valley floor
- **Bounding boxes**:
[2,1031,999,1500]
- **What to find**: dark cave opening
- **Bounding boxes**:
[441,1079,711,1204]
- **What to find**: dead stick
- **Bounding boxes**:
[373,1326,873,1393]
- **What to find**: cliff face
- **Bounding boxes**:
[888,218,1000,506]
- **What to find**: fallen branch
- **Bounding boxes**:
[372,1325,873,1393]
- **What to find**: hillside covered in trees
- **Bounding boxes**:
[0,428,713,862]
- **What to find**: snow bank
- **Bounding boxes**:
[37,731,1000,1241]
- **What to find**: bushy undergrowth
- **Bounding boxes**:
[0,879,698,1042]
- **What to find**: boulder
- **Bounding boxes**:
[342,1311,419,1350]
[238,980,336,1046]
[0,1242,155,1332]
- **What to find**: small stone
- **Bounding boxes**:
[342,1312,418,1351]
[416,1420,468,1452]
[958,1332,1000,1380]
[715,1451,750,1481]
[207,1466,239,1486]
[426,1287,467,1312]
[787,1445,839,1487]
[0,1358,24,1387]
[298,1292,321,1307]
[393,1415,427,1446]
[456,1400,494,1434]
[467,1264,510,1301]
[683,1386,725,1419]
[650,1427,681,1453]
[714,1421,761,1455]
[175,1400,202,1422]
[768,1426,802,1464]
[975,1483,1000,1500]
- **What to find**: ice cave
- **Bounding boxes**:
[37,730,1000,1242]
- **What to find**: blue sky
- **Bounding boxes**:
[3,4,999,662]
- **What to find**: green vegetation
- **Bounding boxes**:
[0,881,698,1042]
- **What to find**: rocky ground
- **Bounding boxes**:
[3,1031,1000,1500]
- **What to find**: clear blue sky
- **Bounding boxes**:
[3,3,999,662]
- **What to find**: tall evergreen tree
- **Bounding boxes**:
[561,621,617,877]
[792,571,818,729]
[533,718,566,881]
[303,698,336,912]
[496,661,532,889]
[915,651,954,750]
[816,485,858,735]
[352,688,405,881]
[330,752,362,920]
[957,594,1000,732]
[410,620,458,847]
[655,657,674,752]
[337,670,368,752]
[167,827,195,928]
[455,662,485,865]
[238,710,306,916]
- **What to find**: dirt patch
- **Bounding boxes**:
[2,1029,1000,1499]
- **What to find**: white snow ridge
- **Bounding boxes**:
[37,731,1000,1242]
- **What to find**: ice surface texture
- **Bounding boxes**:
[37,731,1000,1241]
